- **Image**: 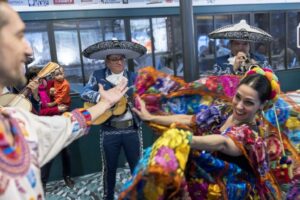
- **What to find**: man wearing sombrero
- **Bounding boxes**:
[209,20,273,75]
[80,39,146,200]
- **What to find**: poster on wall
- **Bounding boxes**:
[53,0,74,4]
[28,0,49,6]
[8,0,27,6]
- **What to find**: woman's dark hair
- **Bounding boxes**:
[239,73,272,103]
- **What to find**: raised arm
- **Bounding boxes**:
[190,134,242,156]
[87,78,128,122]
[132,95,193,126]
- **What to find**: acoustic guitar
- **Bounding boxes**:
[0,62,60,111]
[83,96,127,125]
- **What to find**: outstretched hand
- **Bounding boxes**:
[98,77,128,108]
[132,95,153,121]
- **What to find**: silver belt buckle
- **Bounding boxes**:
[111,120,133,129]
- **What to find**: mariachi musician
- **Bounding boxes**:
[80,39,146,200]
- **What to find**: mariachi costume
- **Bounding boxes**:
[119,67,300,200]
[209,20,273,75]
[80,40,146,200]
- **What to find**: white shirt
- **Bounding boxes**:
[0,107,90,200]
[106,71,133,122]
[1,87,10,95]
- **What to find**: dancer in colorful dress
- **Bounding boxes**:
[120,66,285,199]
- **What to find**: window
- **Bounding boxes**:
[103,19,125,40]
[152,17,174,75]
[233,13,250,24]
[254,13,270,64]
[287,11,300,69]
[79,20,104,83]
[214,15,232,60]
[170,16,183,76]
[25,22,51,68]
[130,18,153,70]
[53,21,83,92]
[196,15,214,73]
[270,12,286,71]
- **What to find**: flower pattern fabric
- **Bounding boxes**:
[0,107,91,200]
[126,67,300,199]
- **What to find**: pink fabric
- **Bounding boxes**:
[39,107,60,116]
[38,80,61,116]
[38,84,51,108]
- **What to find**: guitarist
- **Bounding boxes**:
[80,39,146,200]
[0,1,128,199]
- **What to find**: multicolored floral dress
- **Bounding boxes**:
[187,105,281,200]
[119,67,300,200]
[119,105,281,200]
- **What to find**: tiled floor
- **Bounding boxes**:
[45,168,131,200]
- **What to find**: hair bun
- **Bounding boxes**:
[245,66,280,106]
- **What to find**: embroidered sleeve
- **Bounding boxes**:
[80,72,100,103]
[9,107,92,167]
[68,108,92,135]
[225,124,268,175]
[191,105,228,134]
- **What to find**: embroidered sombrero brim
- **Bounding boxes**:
[82,40,147,60]
[208,20,273,42]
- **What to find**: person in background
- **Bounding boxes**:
[255,42,268,57]
[213,40,268,75]
[25,66,48,114]
[39,66,75,189]
[0,1,128,199]
[25,66,70,189]
[80,39,146,200]
[47,67,71,110]
[209,20,272,75]
[38,76,68,116]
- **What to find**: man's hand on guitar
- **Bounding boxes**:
[87,78,128,123]
[27,79,40,101]
[98,77,128,108]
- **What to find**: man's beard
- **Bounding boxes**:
[0,66,27,90]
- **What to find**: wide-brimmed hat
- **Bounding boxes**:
[82,40,147,60]
[208,20,273,42]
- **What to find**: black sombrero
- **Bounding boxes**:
[209,20,273,43]
[82,40,147,60]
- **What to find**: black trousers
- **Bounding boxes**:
[101,126,142,200]
[41,147,72,185]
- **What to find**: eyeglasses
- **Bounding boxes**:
[107,56,125,62]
